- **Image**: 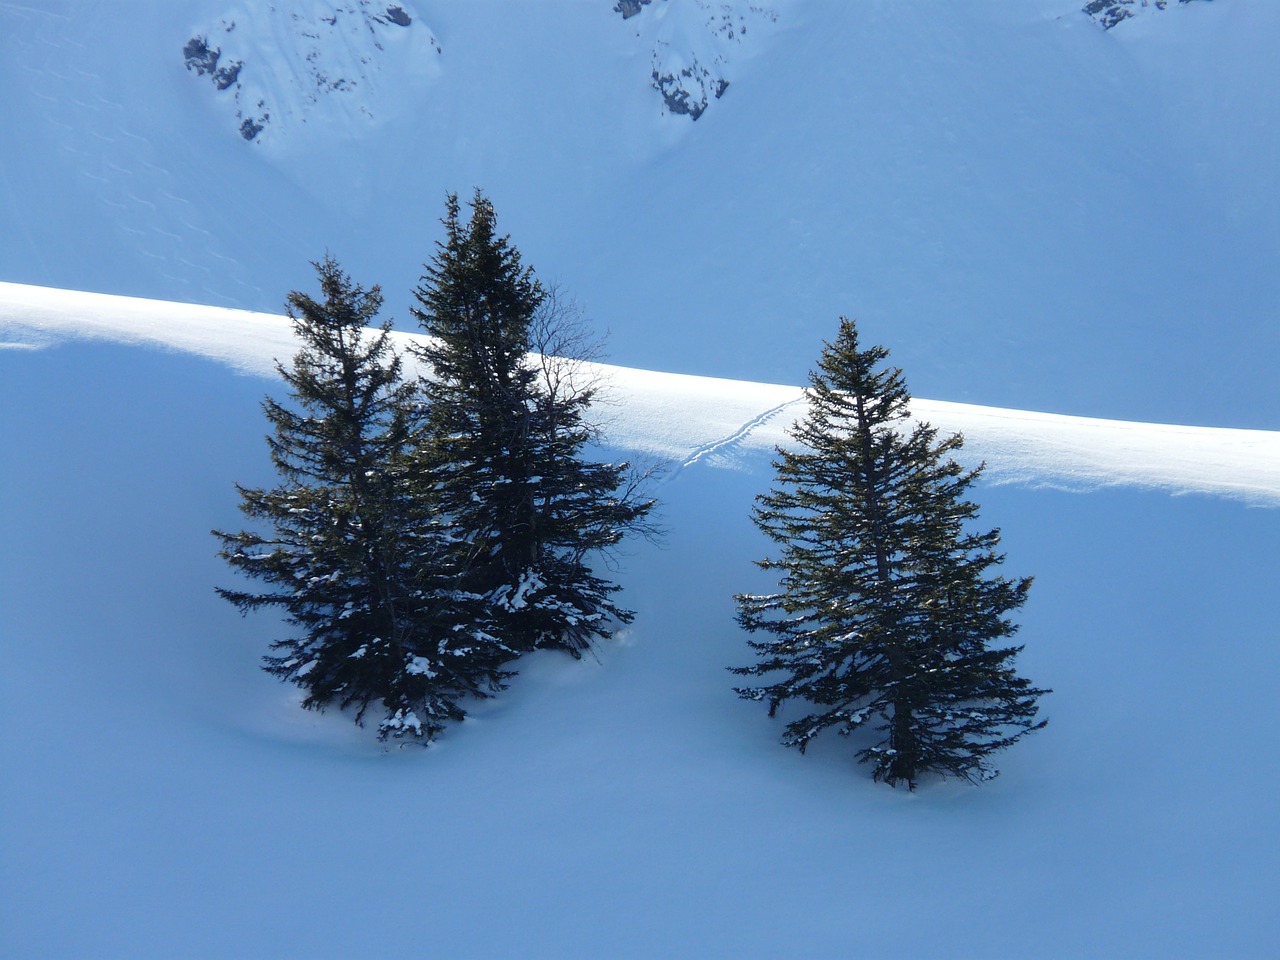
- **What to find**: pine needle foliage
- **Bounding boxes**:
[214,257,511,742]
[411,192,654,657]
[733,318,1048,788]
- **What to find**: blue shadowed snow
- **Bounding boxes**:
[3,343,1279,958]
[2,1,1278,956]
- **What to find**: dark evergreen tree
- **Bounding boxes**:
[411,191,654,657]
[733,318,1048,788]
[214,257,511,741]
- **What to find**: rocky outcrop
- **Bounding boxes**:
[379,5,412,27]
[182,36,244,93]
[618,0,781,122]
[183,2,438,146]
[652,65,727,120]
[615,0,655,19]
[1084,0,1215,30]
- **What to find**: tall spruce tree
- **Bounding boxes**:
[733,318,1048,788]
[411,191,653,657]
[215,257,511,741]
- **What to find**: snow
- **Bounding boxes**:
[5,280,1278,506]
[405,656,435,677]
[499,570,545,611]
[182,1,444,151]
[2,1,1278,957]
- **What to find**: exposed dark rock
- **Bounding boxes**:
[238,99,268,141]
[183,36,220,76]
[615,0,654,19]
[652,63,727,121]
[213,60,242,90]
[1084,0,1214,30]
[383,5,411,26]
[625,2,775,122]
[187,35,244,92]
[186,4,440,145]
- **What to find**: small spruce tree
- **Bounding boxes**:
[733,317,1048,788]
[411,191,653,657]
[214,257,511,741]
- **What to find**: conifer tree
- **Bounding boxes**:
[733,318,1048,788]
[411,191,653,657]
[215,257,511,741]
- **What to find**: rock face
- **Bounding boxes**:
[614,0,655,18]
[186,0,783,145]
[615,0,781,121]
[183,2,440,146]
[653,68,728,121]
[1083,0,1215,30]
[182,35,244,93]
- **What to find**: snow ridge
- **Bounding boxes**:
[3,281,1277,507]
[665,394,805,480]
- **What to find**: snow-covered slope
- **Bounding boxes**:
[2,1,1278,956]
[5,280,1279,506]
[1084,0,1215,31]
[182,2,441,147]
[614,0,787,120]
[2,308,1278,957]
[2,0,1276,425]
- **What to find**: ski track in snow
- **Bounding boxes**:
[3,280,1279,507]
[664,395,806,482]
